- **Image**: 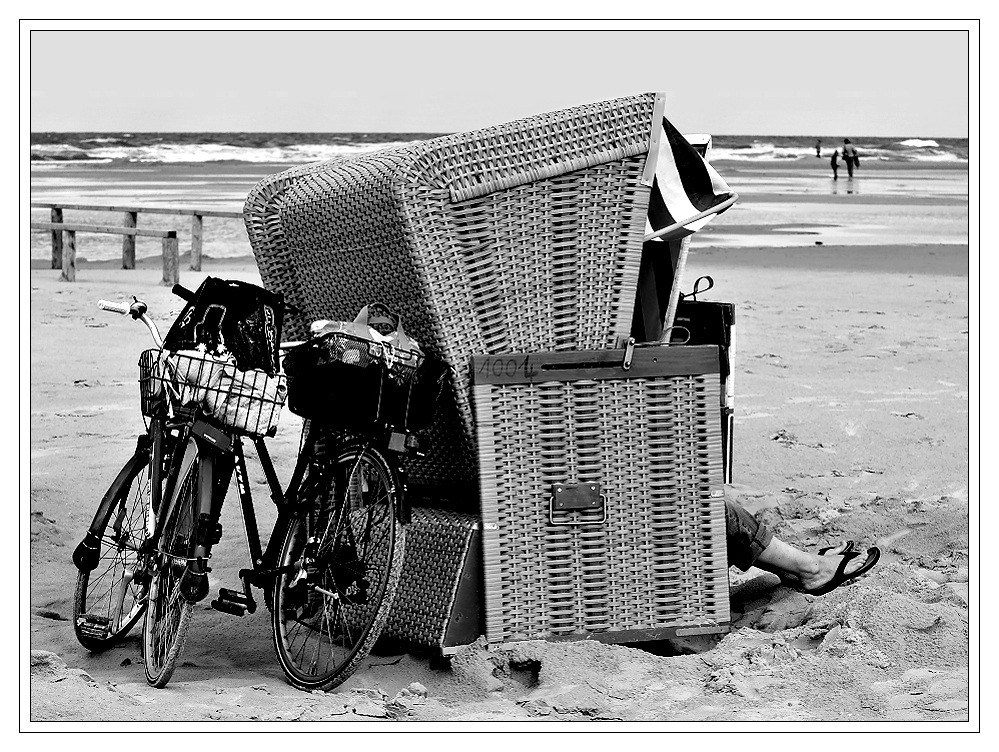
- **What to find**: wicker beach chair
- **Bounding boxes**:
[244,93,738,650]
[245,93,674,497]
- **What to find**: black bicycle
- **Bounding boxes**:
[72,279,442,691]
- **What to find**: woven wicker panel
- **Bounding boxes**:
[474,373,729,644]
[243,94,658,493]
[381,507,479,649]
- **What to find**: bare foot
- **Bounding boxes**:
[795,549,876,593]
[780,540,852,586]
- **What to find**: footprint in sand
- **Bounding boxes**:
[754,353,788,368]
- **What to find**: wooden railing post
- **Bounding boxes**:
[191,213,203,271]
[31,204,245,271]
[49,207,63,269]
[161,231,179,286]
[122,210,137,269]
[61,230,76,282]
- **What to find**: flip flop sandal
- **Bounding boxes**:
[778,541,856,588]
[818,540,855,556]
[803,547,881,597]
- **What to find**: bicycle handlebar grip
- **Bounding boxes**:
[98,300,130,315]
[171,284,196,302]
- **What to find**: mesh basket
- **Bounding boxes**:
[138,348,287,438]
[283,331,442,435]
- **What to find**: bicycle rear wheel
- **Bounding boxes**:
[73,453,151,652]
[271,444,405,691]
[143,455,200,688]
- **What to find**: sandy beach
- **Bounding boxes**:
[26,159,972,726]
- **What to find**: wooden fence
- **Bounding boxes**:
[31,202,243,275]
[30,222,180,284]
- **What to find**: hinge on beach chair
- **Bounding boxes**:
[622,336,636,370]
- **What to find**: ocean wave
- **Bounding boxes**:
[29,132,969,165]
[80,136,127,145]
[898,138,940,148]
[30,140,423,164]
[711,145,967,164]
[711,144,815,161]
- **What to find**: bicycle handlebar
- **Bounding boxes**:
[97,300,131,316]
[97,297,164,348]
[99,286,300,355]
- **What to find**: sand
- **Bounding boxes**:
[25,161,973,728]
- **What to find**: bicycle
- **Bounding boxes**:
[72,279,442,691]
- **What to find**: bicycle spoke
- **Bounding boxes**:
[75,454,154,653]
[143,455,197,688]
[272,444,403,691]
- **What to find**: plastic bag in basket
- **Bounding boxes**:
[309,302,423,377]
[166,350,236,406]
[211,369,288,436]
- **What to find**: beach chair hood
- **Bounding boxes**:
[243,92,735,495]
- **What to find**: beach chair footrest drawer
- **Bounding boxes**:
[472,344,731,646]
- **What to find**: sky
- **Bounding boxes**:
[26,25,974,138]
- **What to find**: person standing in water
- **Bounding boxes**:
[830,149,840,180]
[815,139,822,157]
[842,139,859,178]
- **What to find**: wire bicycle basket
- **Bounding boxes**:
[138,348,287,438]
[282,330,444,436]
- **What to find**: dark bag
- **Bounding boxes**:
[283,330,447,434]
[669,295,735,382]
[162,277,284,375]
[668,275,736,483]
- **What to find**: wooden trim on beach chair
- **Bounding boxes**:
[641,92,667,187]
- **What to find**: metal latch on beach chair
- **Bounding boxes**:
[549,483,607,526]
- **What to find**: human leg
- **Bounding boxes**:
[724,495,879,594]
[754,536,879,594]
[724,497,774,571]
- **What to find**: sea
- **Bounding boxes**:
[28,132,970,262]
[29,132,970,165]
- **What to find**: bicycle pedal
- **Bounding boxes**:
[218,587,251,605]
[211,587,256,616]
[210,598,246,617]
[77,614,112,640]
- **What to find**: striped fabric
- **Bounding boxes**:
[646,118,734,241]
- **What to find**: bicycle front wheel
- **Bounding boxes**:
[271,445,406,691]
[143,455,200,688]
[73,453,152,652]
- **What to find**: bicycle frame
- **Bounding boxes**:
[224,427,316,603]
[212,418,412,611]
